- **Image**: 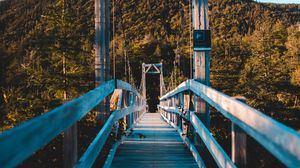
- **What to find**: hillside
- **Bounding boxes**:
[0,0,299,167]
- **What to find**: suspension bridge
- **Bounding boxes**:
[1,0,300,168]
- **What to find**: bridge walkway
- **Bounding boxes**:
[110,112,198,168]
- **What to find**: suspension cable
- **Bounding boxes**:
[112,0,116,79]
[189,0,193,79]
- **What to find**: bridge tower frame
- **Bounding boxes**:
[141,63,165,101]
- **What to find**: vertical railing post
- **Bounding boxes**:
[173,96,176,124]
[136,95,140,122]
[178,92,183,131]
[125,92,131,129]
[188,92,195,144]
[142,63,146,100]
[168,108,170,121]
[115,90,123,140]
[114,120,119,141]
[175,95,179,126]
[182,92,190,136]
[63,123,77,168]
[232,96,247,167]
[132,94,135,123]
[129,92,134,126]
[159,63,164,97]
[122,91,129,131]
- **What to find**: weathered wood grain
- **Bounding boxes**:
[110,113,198,168]
[160,112,206,168]
[231,97,247,167]
[189,80,300,167]
[63,123,78,168]
[0,80,146,168]
[75,105,145,168]
[159,105,235,168]
[0,80,115,168]
[160,79,300,167]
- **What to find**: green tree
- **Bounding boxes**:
[238,21,291,113]
[286,25,300,86]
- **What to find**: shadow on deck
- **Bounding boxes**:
[110,113,198,168]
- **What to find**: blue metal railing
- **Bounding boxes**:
[0,80,146,168]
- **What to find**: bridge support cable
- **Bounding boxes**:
[112,0,116,79]
[159,79,300,167]
[125,49,136,87]
[0,80,146,168]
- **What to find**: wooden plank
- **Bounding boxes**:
[0,80,115,168]
[161,112,206,168]
[111,113,198,168]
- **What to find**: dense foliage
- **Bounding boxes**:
[0,0,299,167]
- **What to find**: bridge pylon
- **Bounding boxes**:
[140,63,166,110]
[95,0,111,123]
[192,0,211,129]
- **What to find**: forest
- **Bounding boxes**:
[0,0,299,167]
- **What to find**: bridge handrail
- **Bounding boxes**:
[75,104,145,168]
[158,105,235,168]
[0,80,146,168]
[159,79,300,167]
[117,80,143,98]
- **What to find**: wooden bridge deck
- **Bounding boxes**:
[110,112,198,168]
